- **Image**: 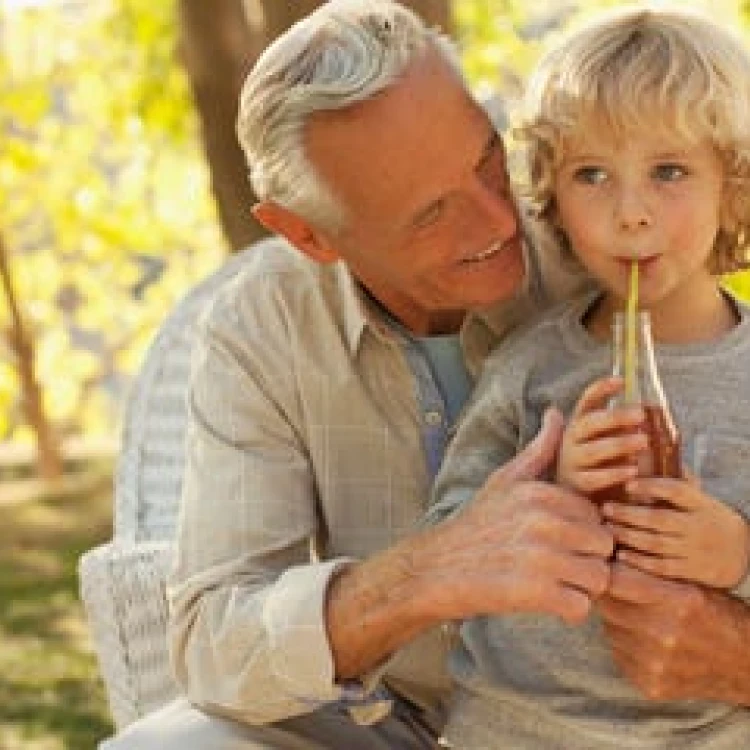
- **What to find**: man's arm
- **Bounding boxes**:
[168,274,354,725]
[327,409,614,679]
[600,564,750,706]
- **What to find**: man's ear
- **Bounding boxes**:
[252,201,340,263]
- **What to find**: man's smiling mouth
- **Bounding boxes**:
[462,235,518,264]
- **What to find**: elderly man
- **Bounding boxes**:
[104,2,750,749]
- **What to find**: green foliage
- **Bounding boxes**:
[454,0,626,106]
[725,271,750,302]
[455,0,541,102]
[1,0,749,446]
[0,1,224,442]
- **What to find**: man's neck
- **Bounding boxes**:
[359,283,466,336]
[414,310,466,336]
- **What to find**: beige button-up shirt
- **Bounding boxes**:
[168,227,589,726]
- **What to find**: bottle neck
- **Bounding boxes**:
[611,311,669,408]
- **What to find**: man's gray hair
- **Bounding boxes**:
[237,0,463,231]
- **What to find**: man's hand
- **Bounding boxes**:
[599,563,750,705]
[326,408,614,679]
[428,408,614,625]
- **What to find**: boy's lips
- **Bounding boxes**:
[617,255,660,271]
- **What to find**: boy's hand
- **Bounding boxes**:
[602,470,750,588]
[557,377,647,496]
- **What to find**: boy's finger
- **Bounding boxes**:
[602,502,682,533]
[571,406,645,444]
[571,377,624,419]
[624,476,697,510]
[572,464,640,493]
[572,432,648,469]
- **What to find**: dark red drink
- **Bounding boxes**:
[643,403,681,480]
[589,404,681,508]
[591,310,682,510]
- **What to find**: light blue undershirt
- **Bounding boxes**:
[414,334,473,425]
[401,332,473,481]
[358,286,474,479]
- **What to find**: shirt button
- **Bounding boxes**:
[425,410,443,427]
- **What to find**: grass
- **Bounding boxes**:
[0,465,116,750]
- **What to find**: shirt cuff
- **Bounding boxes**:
[262,557,393,719]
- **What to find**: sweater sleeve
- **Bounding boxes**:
[426,352,524,526]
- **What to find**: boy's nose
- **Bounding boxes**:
[616,190,652,230]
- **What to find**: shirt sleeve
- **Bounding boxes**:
[167,281,385,725]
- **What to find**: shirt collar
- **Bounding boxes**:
[334,261,398,354]
[334,256,492,371]
[332,239,535,371]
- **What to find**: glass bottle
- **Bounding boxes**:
[590,311,681,506]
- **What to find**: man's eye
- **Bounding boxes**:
[653,163,687,181]
[414,200,445,229]
[573,166,607,185]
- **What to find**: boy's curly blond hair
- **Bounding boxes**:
[515,5,750,274]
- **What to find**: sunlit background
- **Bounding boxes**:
[1,0,748,463]
[1,2,749,748]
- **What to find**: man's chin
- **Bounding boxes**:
[477,264,526,307]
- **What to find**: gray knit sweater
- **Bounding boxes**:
[429,290,750,749]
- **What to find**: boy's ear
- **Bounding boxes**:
[252,201,340,263]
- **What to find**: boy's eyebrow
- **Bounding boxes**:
[561,152,603,166]
[563,143,695,163]
[650,150,691,159]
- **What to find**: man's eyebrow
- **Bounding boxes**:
[477,130,502,170]
[409,130,501,229]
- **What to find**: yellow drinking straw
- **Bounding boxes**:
[624,260,638,401]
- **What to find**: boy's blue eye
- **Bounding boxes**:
[573,166,608,184]
[653,163,687,181]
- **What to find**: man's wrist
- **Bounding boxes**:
[324,533,448,680]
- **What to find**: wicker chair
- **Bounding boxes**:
[78,244,258,731]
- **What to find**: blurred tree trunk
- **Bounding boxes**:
[177,0,267,252]
[0,232,63,479]
[403,0,453,32]
[179,0,452,254]
[262,1,452,42]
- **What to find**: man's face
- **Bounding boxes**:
[306,51,524,335]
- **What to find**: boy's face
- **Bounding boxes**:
[553,126,724,321]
